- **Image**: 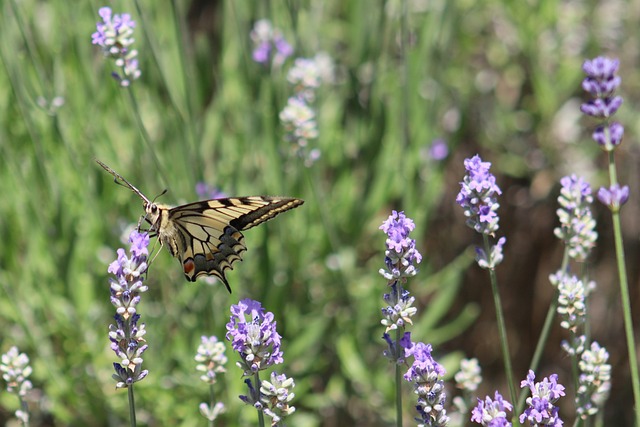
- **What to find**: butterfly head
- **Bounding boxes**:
[143,200,163,225]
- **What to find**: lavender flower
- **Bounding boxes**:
[554,175,597,262]
[471,391,513,427]
[456,155,502,236]
[519,370,565,426]
[195,336,227,422]
[195,335,227,384]
[382,331,412,364]
[455,358,483,392]
[108,230,150,388]
[195,182,227,200]
[597,184,630,212]
[555,274,587,332]
[91,7,141,86]
[381,287,417,333]
[287,58,322,102]
[226,299,296,425]
[1,346,33,424]
[250,19,293,69]
[580,57,622,119]
[279,96,320,165]
[576,341,611,419]
[475,236,506,269]
[225,299,283,376]
[279,97,318,144]
[379,210,422,282]
[428,138,449,161]
[404,341,449,426]
[260,371,296,424]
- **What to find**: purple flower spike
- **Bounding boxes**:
[379,211,422,282]
[457,155,502,236]
[581,57,620,96]
[471,391,513,426]
[91,6,141,86]
[107,230,150,388]
[225,299,283,376]
[403,341,449,426]
[519,370,565,427]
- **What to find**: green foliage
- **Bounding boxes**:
[0,0,616,425]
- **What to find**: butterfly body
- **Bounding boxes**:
[96,160,303,291]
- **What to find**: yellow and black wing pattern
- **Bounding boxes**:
[167,196,304,291]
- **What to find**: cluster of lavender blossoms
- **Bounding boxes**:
[580,57,629,211]
[250,19,293,69]
[195,335,227,422]
[379,211,420,337]
[471,391,512,427]
[450,358,482,423]
[107,230,150,388]
[196,182,227,200]
[519,370,566,426]
[553,175,597,262]
[378,211,448,425]
[456,155,506,269]
[1,346,33,424]
[549,176,597,355]
[279,53,334,166]
[404,341,450,426]
[91,7,141,87]
[576,342,611,419]
[226,299,295,425]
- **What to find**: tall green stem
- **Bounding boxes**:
[128,384,137,427]
[611,207,640,426]
[483,235,517,409]
[604,150,640,426]
[395,324,403,427]
[253,372,265,427]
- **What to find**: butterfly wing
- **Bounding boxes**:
[166,196,304,291]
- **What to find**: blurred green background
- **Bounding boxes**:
[1,0,639,425]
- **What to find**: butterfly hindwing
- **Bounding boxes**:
[167,197,304,290]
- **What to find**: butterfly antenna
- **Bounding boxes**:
[152,189,168,203]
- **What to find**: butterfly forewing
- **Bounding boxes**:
[165,197,304,290]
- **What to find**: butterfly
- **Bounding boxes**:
[96,159,304,292]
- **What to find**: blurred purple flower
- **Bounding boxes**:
[597,184,629,212]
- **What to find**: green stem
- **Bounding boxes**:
[254,372,265,427]
[209,383,216,427]
[483,235,517,410]
[604,149,640,427]
[611,209,640,425]
[18,395,30,427]
[395,322,403,427]
[516,250,568,414]
[128,384,137,427]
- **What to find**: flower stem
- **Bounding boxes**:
[483,234,517,409]
[19,395,30,427]
[128,384,137,427]
[209,384,216,427]
[612,208,640,425]
[395,324,404,427]
[604,150,640,426]
[253,372,265,427]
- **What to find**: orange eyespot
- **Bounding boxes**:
[183,258,195,275]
